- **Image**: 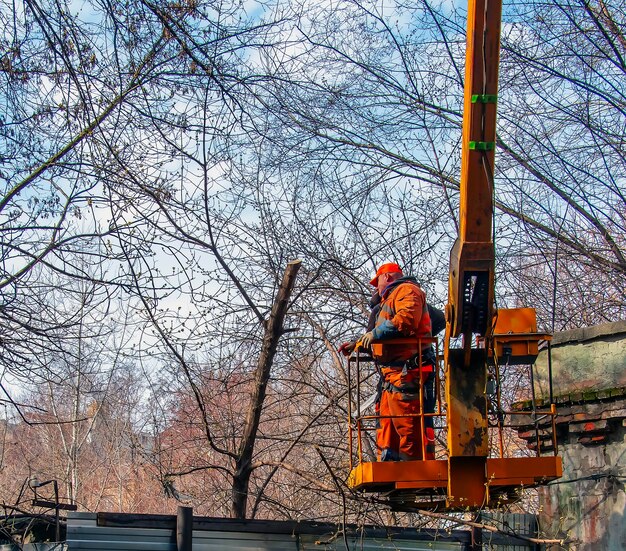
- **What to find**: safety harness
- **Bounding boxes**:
[378,349,436,399]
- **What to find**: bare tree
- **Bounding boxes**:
[240,0,625,327]
[1,0,623,526]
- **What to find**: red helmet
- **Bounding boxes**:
[369,262,403,286]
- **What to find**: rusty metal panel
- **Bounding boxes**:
[446,349,488,458]
[445,347,488,508]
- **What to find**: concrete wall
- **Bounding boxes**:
[533,320,626,398]
[521,321,626,550]
[536,408,626,550]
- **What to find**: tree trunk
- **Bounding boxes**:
[231,260,301,519]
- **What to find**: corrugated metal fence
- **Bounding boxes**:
[0,545,66,551]
[481,513,538,551]
[64,511,538,551]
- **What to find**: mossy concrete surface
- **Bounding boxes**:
[533,320,626,399]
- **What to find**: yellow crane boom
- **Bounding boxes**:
[346,0,562,511]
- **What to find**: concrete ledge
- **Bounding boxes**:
[514,386,626,410]
[550,320,626,346]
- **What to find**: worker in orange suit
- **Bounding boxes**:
[359,262,435,461]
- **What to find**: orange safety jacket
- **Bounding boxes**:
[371,277,432,366]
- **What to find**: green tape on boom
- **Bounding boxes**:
[471,94,498,103]
[469,141,495,151]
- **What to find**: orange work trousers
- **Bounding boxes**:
[377,367,434,460]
